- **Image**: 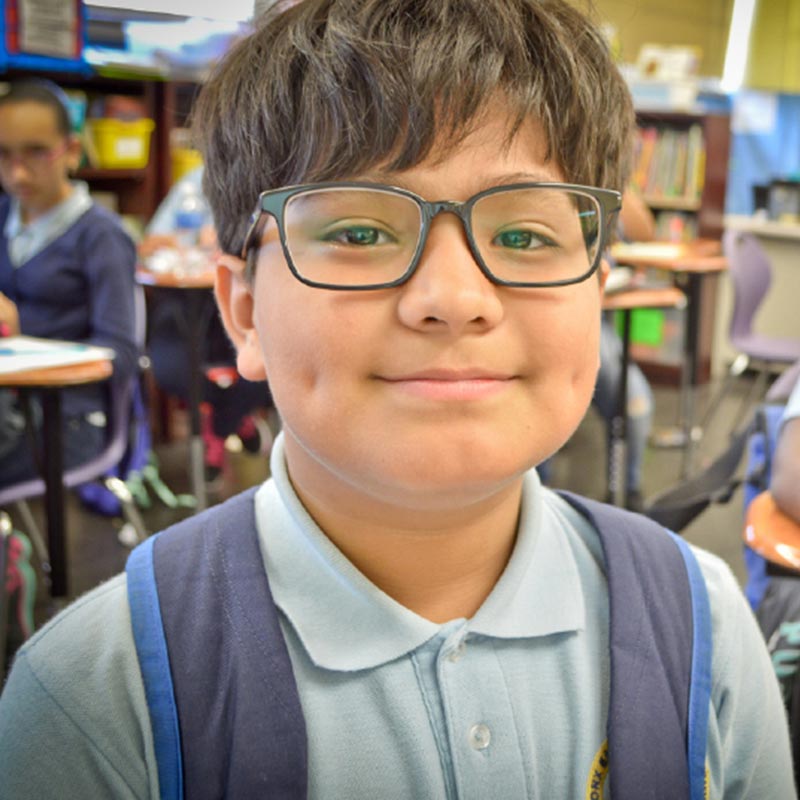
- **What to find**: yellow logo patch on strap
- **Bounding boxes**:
[584,740,711,799]
[584,740,609,800]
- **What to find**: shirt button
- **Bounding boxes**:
[469,723,491,751]
[447,642,466,663]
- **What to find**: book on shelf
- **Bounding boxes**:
[631,123,705,204]
[653,211,698,241]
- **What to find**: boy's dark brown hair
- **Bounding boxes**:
[194,0,635,257]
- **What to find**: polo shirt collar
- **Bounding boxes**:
[4,181,92,267]
[256,434,585,672]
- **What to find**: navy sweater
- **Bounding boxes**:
[0,196,138,419]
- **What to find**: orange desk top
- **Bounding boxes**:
[745,491,800,572]
[0,357,113,388]
[603,285,686,312]
[611,239,727,274]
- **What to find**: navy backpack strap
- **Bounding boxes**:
[559,492,711,800]
[667,529,713,800]
[127,536,184,800]
[127,488,308,800]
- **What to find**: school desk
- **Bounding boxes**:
[745,490,800,574]
[136,265,216,511]
[611,239,728,477]
[0,355,113,598]
[602,284,687,507]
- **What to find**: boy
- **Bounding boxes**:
[0,80,137,484]
[0,2,793,798]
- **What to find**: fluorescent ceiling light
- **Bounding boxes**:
[722,0,758,93]
[85,0,255,22]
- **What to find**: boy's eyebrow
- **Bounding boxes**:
[356,170,561,193]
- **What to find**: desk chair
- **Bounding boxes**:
[701,230,800,434]
[0,287,149,573]
[0,373,148,568]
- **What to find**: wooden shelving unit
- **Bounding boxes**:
[75,167,148,181]
[1,70,198,222]
[629,109,731,385]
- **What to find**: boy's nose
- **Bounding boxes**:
[396,216,504,334]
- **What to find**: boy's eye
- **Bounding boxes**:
[492,228,553,250]
[321,223,396,246]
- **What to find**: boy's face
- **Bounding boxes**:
[224,109,607,518]
[0,100,78,220]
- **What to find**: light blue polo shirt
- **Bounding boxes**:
[260,440,608,798]
[0,434,795,799]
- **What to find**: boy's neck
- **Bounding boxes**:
[291,478,524,624]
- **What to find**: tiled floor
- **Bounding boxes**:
[6,374,761,641]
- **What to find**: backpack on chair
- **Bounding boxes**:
[646,399,800,790]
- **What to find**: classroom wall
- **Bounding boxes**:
[576,0,734,77]
[746,0,800,92]
[584,0,800,92]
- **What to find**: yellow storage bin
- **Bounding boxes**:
[87,118,155,169]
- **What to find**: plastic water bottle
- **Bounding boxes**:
[173,183,209,250]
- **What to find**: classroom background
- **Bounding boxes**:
[1,0,799,671]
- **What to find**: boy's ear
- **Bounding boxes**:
[65,134,83,173]
[214,253,268,382]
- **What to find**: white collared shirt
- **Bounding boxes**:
[4,181,92,267]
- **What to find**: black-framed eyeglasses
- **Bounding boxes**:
[242,181,621,290]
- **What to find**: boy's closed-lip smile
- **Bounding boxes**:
[377,368,517,401]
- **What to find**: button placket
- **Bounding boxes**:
[436,633,528,800]
[447,640,467,663]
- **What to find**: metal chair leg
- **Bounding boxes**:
[699,354,750,435]
[729,366,770,435]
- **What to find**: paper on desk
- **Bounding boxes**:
[0,336,115,375]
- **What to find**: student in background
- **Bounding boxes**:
[0,3,792,797]
[771,375,800,524]
[0,80,137,486]
[139,165,272,486]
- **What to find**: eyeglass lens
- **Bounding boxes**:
[281,186,602,287]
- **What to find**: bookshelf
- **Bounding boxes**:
[632,111,730,242]
[1,71,196,223]
[628,110,731,385]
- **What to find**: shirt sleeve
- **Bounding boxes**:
[696,546,798,799]
[0,576,158,800]
[81,212,139,383]
[783,377,800,424]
